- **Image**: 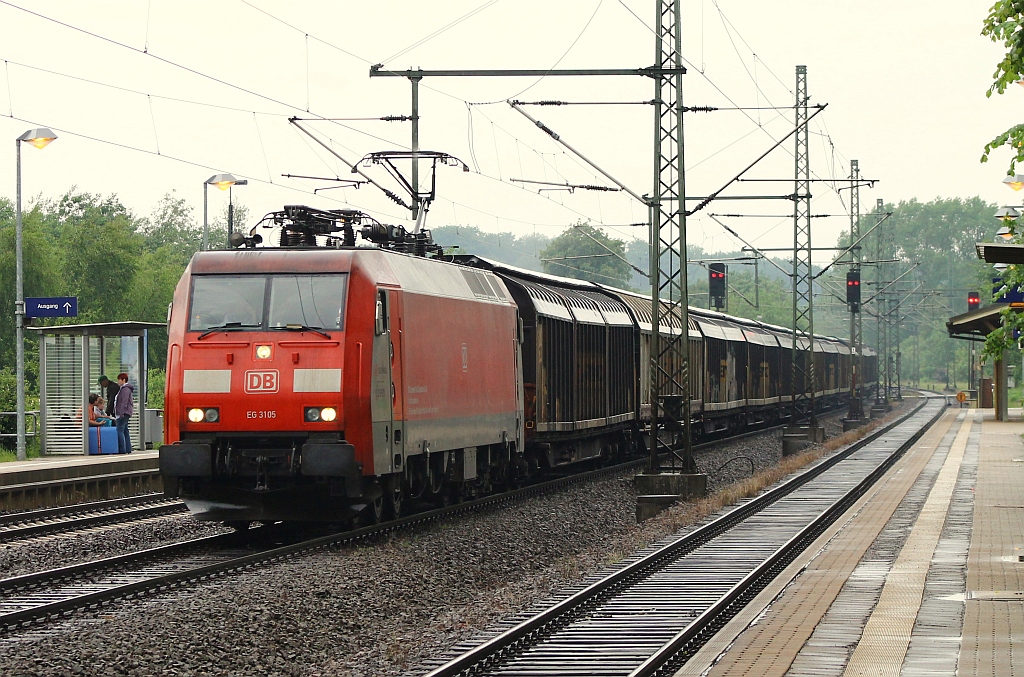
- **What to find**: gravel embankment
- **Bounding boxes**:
[0,404,909,677]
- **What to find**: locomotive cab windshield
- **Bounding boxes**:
[189,273,348,332]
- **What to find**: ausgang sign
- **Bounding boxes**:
[25,297,78,318]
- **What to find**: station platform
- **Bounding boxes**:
[676,405,1021,677]
[0,451,160,510]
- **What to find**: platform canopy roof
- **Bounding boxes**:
[946,305,1021,341]
[976,241,1024,264]
[27,321,164,336]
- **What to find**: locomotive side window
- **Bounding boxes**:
[268,275,348,330]
[375,290,388,335]
[189,275,265,331]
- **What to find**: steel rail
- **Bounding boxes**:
[0,446,685,632]
[419,395,940,677]
[0,497,187,542]
[0,400,870,634]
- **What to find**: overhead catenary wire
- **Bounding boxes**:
[5,0,858,263]
[382,0,503,64]
[0,110,411,223]
[0,0,409,149]
[469,0,606,105]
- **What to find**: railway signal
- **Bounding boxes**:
[846,270,861,312]
[709,263,727,310]
[968,291,980,311]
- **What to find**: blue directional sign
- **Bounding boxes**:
[25,297,78,318]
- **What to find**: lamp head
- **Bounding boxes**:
[17,128,57,149]
[997,225,1015,241]
[206,173,241,191]
[994,206,1020,222]
[1004,174,1024,191]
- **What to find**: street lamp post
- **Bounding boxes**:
[203,174,247,250]
[14,128,57,461]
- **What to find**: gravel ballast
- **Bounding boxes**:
[0,515,230,580]
[0,405,905,676]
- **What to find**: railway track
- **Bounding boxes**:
[0,400,904,636]
[0,447,662,634]
[414,395,945,677]
[0,494,187,542]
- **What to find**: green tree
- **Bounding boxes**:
[430,225,550,272]
[0,202,63,379]
[140,191,202,254]
[539,223,633,288]
[982,2,1024,172]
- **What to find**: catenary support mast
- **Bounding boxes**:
[648,0,696,473]
[791,65,816,426]
[874,197,888,406]
[847,159,863,422]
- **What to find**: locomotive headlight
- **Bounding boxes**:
[188,408,205,423]
[204,408,220,423]
[255,344,273,360]
[305,407,321,422]
[320,407,337,422]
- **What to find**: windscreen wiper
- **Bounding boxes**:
[197,322,260,340]
[271,324,333,339]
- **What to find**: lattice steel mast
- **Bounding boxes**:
[847,159,863,422]
[874,197,888,406]
[648,0,696,474]
[791,65,816,426]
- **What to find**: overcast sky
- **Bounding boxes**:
[0,1,1015,262]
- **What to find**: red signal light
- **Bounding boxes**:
[968,292,980,311]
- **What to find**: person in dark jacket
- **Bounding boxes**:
[113,373,135,454]
[98,376,120,417]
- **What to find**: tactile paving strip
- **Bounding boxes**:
[899,413,977,677]
[840,412,972,676]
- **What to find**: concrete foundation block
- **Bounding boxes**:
[636,494,682,522]
[842,417,867,432]
[782,425,826,456]
[634,472,707,498]
[782,436,809,456]
[634,472,708,523]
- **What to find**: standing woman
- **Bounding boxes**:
[113,372,135,454]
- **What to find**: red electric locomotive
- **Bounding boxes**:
[160,207,523,524]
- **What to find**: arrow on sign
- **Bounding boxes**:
[63,303,72,313]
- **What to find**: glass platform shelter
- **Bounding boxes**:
[29,322,164,455]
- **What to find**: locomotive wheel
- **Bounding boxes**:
[384,475,404,520]
[357,479,384,527]
[360,494,383,526]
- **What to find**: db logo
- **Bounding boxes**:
[245,370,279,393]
